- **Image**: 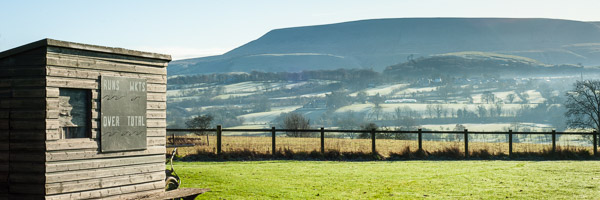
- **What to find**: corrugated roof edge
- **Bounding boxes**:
[0,38,172,61]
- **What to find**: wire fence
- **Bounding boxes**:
[166,126,599,158]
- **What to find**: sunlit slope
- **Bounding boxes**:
[384,51,586,77]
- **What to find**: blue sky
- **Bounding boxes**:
[1,0,599,60]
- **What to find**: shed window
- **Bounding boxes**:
[59,88,91,138]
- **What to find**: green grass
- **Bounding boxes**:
[176,160,600,199]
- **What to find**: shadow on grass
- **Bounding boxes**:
[176,146,598,162]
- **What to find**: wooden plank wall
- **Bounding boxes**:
[43,46,168,200]
[0,47,48,199]
[0,55,8,199]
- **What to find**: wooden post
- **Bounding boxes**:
[464,129,469,158]
[594,131,597,157]
[272,127,276,156]
[320,127,325,154]
[508,130,513,157]
[418,128,422,151]
[594,132,600,146]
[171,133,175,145]
[371,128,376,154]
[552,130,556,154]
[217,125,222,155]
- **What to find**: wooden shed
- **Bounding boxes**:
[0,39,171,199]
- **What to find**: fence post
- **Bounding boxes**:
[371,128,376,155]
[172,133,175,145]
[594,131,597,157]
[594,130,600,146]
[418,128,422,151]
[552,130,556,154]
[320,127,325,154]
[272,127,276,156]
[217,125,222,155]
[464,129,469,158]
[508,130,513,157]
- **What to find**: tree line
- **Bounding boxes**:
[168,69,379,85]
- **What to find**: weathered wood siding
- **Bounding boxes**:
[0,39,169,199]
[43,44,169,200]
[0,46,48,199]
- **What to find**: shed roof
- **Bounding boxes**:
[0,38,172,61]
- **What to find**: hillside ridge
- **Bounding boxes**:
[169,18,600,76]
[384,51,585,77]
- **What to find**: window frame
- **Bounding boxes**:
[58,88,92,139]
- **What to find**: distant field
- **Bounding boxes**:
[168,78,554,131]
[177,160,600,199]
[335,103,539,116]
[237,106,302,124]
[349,83,409,96]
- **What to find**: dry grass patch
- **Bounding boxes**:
[168,135,596,160]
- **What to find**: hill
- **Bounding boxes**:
[169,18,600,76]
[384,51,584,77]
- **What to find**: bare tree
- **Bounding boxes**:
[477,105,488,118]
[565,80,600,131]
[433,104,446,118]
[370,93,385,107]
[282,113,312,137]
[507,93,516,103]
[394,106,420,120]
[392,107,420,131]
[426,104,435,118]
[185,114,213,145]
[494,103,503,118]
[452,124,467,141]
[481,91,496,104]
[368,105,383,121]
[358,123,378,139]
[393,107,404,120]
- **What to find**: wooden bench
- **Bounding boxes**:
[134,188,210,200]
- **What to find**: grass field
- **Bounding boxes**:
[176,160,600,199]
